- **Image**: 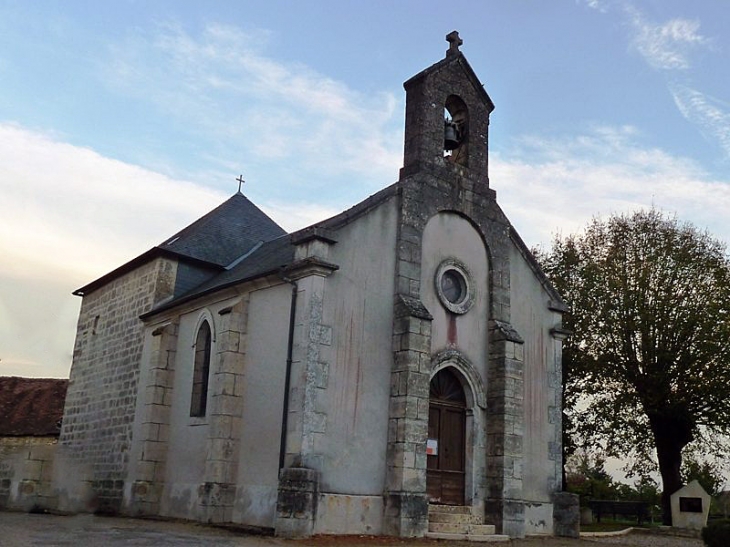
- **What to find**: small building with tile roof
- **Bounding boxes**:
[0,377,67,510]
[32,34,570,540]
[0,377,67,440]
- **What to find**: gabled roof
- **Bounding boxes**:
[403,51,495,113]
[159,192,286,267]
[74,192,286,296]
[0,377,68,436]
[142,184,402,318]
[143,234,296,317]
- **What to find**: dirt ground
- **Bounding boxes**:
[296,530,702,547]
[0,512,704,547]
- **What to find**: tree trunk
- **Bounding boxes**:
[650,414,693,526]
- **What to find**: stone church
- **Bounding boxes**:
[19,34,570,539]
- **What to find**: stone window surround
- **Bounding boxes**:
[189,309,216,420]
[434,257,475,315]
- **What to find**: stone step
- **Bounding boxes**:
[428,503,472,515]
[469,524,496,535]
[428,511,483,525]
[428,521,468,534]
[427,521,497,535]
[425,531,510,543]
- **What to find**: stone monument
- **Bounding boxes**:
[670,480,711,531]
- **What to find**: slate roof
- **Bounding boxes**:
[74,191,286,296]
[0,377,68,436]
[159,192,286,267]
[142,234,296,317]
[142,183,402,318]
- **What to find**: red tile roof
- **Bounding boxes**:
[0,377,68,436]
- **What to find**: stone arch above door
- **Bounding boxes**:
[431,349,486,410]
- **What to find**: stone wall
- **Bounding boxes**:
[0,437,57,511]
[126,320,178,517]
[58,257,178,513]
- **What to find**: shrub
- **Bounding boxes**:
[702,519,730,547]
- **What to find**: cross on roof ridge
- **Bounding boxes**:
[446,30,463,57]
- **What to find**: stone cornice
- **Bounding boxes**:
[282,257,339,280]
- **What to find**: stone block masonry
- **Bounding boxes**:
[127,320,178,516]
[59,257,178,513]
[198,298,248,523]
[486,321,526,537]
[384,296,432,537]
[0,440,57,512]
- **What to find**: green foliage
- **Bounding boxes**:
[682,456,726,497]
[619,476,661,507]
[565,451,618,503]
[566,450,662,508]
[702,519,730,547]
[538,209,730,521]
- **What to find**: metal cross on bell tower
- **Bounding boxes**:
[236,174,245,194]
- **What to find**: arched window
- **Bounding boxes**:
[190,320,212,417]
[444,94,469,166]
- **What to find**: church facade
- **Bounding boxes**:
[40,35,568,538]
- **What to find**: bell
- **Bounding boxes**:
[444,121,460,150]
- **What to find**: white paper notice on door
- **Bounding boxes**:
[426,438,438,456]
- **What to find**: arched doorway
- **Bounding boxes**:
[427,367,466,505]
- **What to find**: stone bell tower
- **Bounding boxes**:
[385,32,527,538]
[401,30,494,185]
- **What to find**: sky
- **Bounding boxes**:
[1,0,729,380]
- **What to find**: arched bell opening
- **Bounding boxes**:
[444,95,469,166]
[427,367,468,505]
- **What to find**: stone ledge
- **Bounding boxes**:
[425,531,510,542]
[467,534,510,543]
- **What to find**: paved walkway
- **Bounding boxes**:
[0,512,704,547]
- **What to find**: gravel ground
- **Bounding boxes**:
[298,530,703,547]
[0,512,704,547]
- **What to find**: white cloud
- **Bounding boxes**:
[260,201,341,234]
[3,119,730,378]
[493,125,730,248]
[103,23,403,191]
[0,123,224,282]
[670,83,730,158]
[581,0,609,14]
[0,123,335,377]
[581,4,729,159]
[624,6,709,71]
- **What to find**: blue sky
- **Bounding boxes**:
[1,0,729,380]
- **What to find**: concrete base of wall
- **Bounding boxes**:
[314,493,383,535]
[524,502,554,535]
[232,484,277,528]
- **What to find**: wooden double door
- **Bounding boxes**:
[426,368,466,505]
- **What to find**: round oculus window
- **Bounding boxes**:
[435,259,474,314]
[440,270,466,304]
